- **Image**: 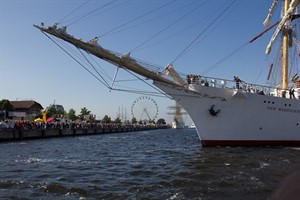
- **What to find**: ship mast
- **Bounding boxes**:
[282,0,289,92]
[265,0,299,92]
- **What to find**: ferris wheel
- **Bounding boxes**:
[131,96,159,122]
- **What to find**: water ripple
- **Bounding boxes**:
[1,129,300,199]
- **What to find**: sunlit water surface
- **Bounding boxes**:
[1,129,300,200]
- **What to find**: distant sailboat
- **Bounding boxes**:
[35,0,300,146]
[167,101,186,129]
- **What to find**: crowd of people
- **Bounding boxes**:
[0,119,164,130]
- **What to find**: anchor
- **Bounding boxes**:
[209,104,220,116]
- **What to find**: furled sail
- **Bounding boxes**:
[265,0,299,54]
[263,0,279,26]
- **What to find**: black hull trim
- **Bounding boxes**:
[201,140,300,147]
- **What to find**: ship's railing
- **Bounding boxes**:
[184,74,293,98]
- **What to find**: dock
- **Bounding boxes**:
[0,125,169,142]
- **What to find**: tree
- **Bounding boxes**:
[102,115,111,123]
[114,117,121,124]
[80,107,91,116]
[46,105,65,118]
[46,106,57,118]
[0,99,14,119]
[131,117,137,124]
[66,108,77,121]
[149,120,156,124]
[79,107,91,120]
[157,118,166,125]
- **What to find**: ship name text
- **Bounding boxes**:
[267,106,300,114]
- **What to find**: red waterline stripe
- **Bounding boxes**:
[201,140,300,147]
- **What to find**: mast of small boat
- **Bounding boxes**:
[282,0,289,93]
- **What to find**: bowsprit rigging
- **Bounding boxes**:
[39,24,172,98]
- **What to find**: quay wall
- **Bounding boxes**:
[0,126,168,142]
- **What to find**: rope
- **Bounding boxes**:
[41,32,174,99]
[201,43,247,75]
[100,0,196,38]
[57,0,90,24]
[66,1,116,27]
[170,0,236,65]
[77,48,110,87]
[99,0,177,38]
[130,0,205,53]
[41,32,110,88]
[176,2,240,60]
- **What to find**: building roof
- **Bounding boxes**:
[10,100,43,110]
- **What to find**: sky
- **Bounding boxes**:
[0,0,284,124]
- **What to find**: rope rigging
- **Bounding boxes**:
[41,28,175,98]
[56,0,90,24]
[133,1,237,54]
[170,0,236,65]
[99,0,197,39]
[99,0,177,38]
[42,32,112,88]
[77,48,110,88]
[200,17,280,77]
[130,0,206,54]
[64,0,119,27]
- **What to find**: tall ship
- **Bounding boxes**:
[35,0,300,146]
[167,102,187,129]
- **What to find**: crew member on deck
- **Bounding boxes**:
[289,87,295,99]
[234,76,241,89]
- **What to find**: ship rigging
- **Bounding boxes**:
[35,0,300,146]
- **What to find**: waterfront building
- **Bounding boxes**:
[9,100,43,120]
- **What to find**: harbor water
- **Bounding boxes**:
[1,129,300,200]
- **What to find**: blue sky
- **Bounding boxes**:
[1,0,281,124]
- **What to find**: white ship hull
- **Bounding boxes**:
[154,81,300,146]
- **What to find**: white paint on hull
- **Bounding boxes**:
[154,81,300,145]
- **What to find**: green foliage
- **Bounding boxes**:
[131,117,137,124]
[149,120,156,124]
[0,99,14,119]
[46,106,57,118]
[46,105,65,118]
[79,107,91,120]
[157,118,166,125]
[102,115,111,123]
[80,107,91,116]
[66,108,77,121]
[114,117,121,124]
[0,99,14,111]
